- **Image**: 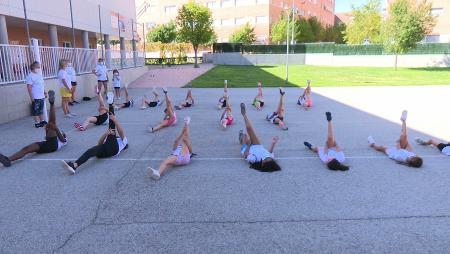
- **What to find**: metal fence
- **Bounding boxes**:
[0,44,145,85]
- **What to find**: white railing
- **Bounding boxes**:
[0,44,145,85]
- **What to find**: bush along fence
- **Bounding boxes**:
[212,43,450,55]
[145,56,203,65]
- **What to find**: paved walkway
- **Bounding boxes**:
[1,86,450,253]
[130,64,215,88]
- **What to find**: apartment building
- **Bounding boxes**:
[136,0,335,44]
[0,0,137,49]
[385,0,450,43]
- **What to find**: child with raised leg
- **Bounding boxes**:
[218,80,229,110]
[114,85,134,110]
[266,88,288,130]
[220,95,233,129]
[252,82,265,110]
[140,87,162,109]
[297,80,313,110]
[148,117,194,180]
[61,113,128,174]
[74,91,109,131]
[368,110,423,168]
[304,112,349,171]
[0,90,67,167]
[239,103,281,172]
[148,88,177,133]
[175,85,194,110]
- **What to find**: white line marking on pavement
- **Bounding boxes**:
[17,155,446,162]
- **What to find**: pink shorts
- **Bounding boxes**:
[225,117,233,126]
[172,146,191,165]
[166,113,177,126]
[304,99,312,107]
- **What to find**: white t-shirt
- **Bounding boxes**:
[58,139,68,150]
[112,75,121,88]
[26,72,45,99]
[386,147,415,163]
[241,144,274,164]
[66,66,76,82]
[319,147,346,163]
[441,146,450,156]
[57,69,72,90]
[95,64,108,81]
[115,137,128,156]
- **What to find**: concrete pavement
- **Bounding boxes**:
[0,86,450,253]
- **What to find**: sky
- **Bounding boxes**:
[335,0,374,13]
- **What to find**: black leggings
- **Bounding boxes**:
[75,135,118,166]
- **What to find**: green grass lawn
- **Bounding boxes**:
[191,65,450,87]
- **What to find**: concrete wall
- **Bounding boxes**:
[205,53,450,67]
[0,66,149,125]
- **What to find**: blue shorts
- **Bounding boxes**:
[32,99,44,116]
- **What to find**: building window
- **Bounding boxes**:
[221,0,234,8]
[213,19,221,27]
[255,16,268,24]
[221,18,233,26]
[235,0,250,6]
[164,5,176,13]
[235,17,246,25]
[206,1,218,9]
[431,8,444,17]
[256,0,269,4]
[146,22,156,29]
[63,42,72,48]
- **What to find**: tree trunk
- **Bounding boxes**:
[193,44,199,68]
[395,54,398,71]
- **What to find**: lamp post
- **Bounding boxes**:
[285,6,290,85]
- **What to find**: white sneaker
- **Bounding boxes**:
[162,88,168,93]
[415,137,427,145]
[69,112,77,116]
[106,92,115,104]
[140,106,147,110]
[64,114,74,118]
[184,116,191,126]
[367,136,375,145]
[400,110,408,121]
[148,167,160,180]
[61,160,76,174]
[148,126,154,133]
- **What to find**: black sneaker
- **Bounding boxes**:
[69,102,74,106]
[279,87,285,96]
[0,153,11,167]
[48,90,55,104]
[326,112,332,122]
[40,120,48,126]
[73,100,80,104]
[61,160,76,174]
[304,141,313,150]
[240,103,246,115]
[239,130,244,143]
[34,122,42,128]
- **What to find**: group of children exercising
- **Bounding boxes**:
[1,79,448,179]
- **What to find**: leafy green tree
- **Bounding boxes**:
[295,17,314,43]
[270,15,290,44]
[176,2,214,68]
[230,23,256,45]
[344,0,382,44]
[382,0,435,69]
[146,22,177,43]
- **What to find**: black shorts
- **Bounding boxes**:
[98,80,108,83]
[272,115,284,124]
[437,143,450,151]
[36,136,58,154]
[185,102,192,107]
[123,101,131,108]
[94,112,108,125]
[114,87,120,90]
[71,81,77,86]
[222,99,227,108]
[31,99,44,116]
[147,101,158,107]
[97,135,119,158]
[260,101,265,107]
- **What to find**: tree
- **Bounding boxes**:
[146,22,177,43]
[176,2,214,68]
[230,23,256,45]
[270,15,289,44]
[382,0,435,69]
[344,0,382,44]
[295,17,314,43]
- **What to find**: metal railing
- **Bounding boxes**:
[0,44,145,85]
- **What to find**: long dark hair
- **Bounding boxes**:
[250,160,281,172]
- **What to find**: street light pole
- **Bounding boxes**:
[285,6,290,85]
[291,0,295,45]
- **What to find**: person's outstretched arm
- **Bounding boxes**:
[97,131,109,146]
[55,128,67,143]
[109,115,125,140]
[268,136,279,153]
